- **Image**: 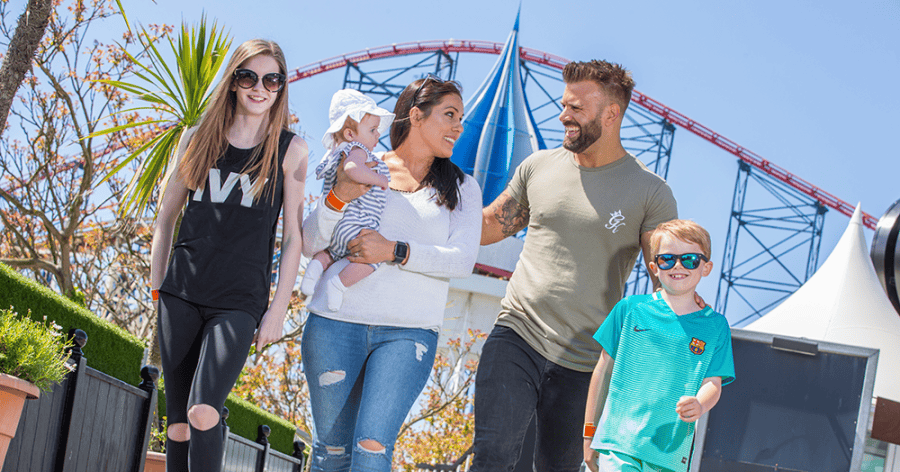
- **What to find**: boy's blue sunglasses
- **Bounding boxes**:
[655,253,709,270]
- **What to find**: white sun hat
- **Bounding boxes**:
[321,89,395,150]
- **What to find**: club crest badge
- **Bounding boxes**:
[690,338,706,355]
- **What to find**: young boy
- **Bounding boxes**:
[583,219,735,472]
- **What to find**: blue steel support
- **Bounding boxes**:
[621,108,676,297]
[715,160,827,326]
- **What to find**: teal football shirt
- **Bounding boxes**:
[591,292,735,471]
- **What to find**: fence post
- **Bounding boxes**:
[133,366,159,472]
[256,425,271,472]
[220,407,230,471]
[292,440,306,472]
[55,329,88,472]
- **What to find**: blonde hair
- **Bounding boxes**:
[178,39,291,203]
[650,219,712,259]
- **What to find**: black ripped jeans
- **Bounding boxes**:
[158,292,257,472]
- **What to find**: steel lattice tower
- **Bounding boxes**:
[716,160,827,325]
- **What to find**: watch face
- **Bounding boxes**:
[394,242,408,262]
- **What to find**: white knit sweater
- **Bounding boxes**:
[302,175,482,330]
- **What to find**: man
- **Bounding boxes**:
[471,60,678,471]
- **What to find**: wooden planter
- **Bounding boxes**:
[0,373,40,470]
[143,451,166,472]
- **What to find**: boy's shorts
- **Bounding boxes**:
[595,449,677,472]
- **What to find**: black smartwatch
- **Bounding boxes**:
[392,241,409,264]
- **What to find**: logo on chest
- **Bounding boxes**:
[193,169,267,208]
[605,210,626,233]
[689,337,706,355]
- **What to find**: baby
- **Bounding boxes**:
[300,89,395,311]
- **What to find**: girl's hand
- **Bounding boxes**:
[346,229,395,264]
[583,439,599,472]
[254,309,285,351]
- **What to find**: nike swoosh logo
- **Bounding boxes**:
[633,327,651,332]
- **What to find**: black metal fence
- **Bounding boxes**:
[2,329,157,472]
[221,424,305,472]
[2,328,306,472]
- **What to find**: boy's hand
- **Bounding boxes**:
[676,396,703,422]
[583,439,599,472]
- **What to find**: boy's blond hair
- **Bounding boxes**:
[650,219,712,259]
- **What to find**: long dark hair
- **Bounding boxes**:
[390,77,466,211]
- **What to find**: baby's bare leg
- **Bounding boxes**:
[338,262,376,287]
[314,250,335,268]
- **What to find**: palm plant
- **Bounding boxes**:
[92,4,231,217]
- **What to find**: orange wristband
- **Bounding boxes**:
[151,289,159,301]
[325,189,348,211]
[583,423,596,438]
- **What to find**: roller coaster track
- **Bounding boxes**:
[12,40,874,230]
[288,39,877,230]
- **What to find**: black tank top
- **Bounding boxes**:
[161,130,294,320]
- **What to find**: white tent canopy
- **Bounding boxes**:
[745,205,900,402]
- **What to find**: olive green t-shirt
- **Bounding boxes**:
[496,148,677,372]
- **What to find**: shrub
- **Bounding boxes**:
[0,307,72,392]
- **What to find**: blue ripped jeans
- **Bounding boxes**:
[301,313,438,472]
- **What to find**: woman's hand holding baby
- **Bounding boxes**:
[347,229,399,265]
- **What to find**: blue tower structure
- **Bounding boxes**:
[450,12,546,206]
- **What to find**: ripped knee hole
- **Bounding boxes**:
[357,439,385,454]
[187,403,220,431]
[318,370,346,386]
[324,445,346,455]
[167,422,190,442]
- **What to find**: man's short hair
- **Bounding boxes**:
[562,60,635,112]
[650,219,713,259]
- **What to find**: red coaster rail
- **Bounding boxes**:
[288,40,877,230]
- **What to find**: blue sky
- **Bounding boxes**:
[117,0,898,319]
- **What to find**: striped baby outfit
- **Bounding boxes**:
[315,141,390,267]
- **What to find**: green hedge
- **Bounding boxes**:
[0,263,145,385]
[0,263,298,455]
[225,395,296,454]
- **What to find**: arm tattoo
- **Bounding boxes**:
[497,197,530,237]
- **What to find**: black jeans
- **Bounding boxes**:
[471,325,592,472]
[158,292,258,472]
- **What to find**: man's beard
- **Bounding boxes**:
[562,116,602,154]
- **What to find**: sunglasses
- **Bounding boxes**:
[654,253,709,270]
[233,68,286,93]
[410,73,445,108]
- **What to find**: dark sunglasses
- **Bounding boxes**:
[409,73,445,108]
[233,68,286,93]
[655,253,709,270]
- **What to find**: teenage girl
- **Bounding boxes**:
[150,39,308,472]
